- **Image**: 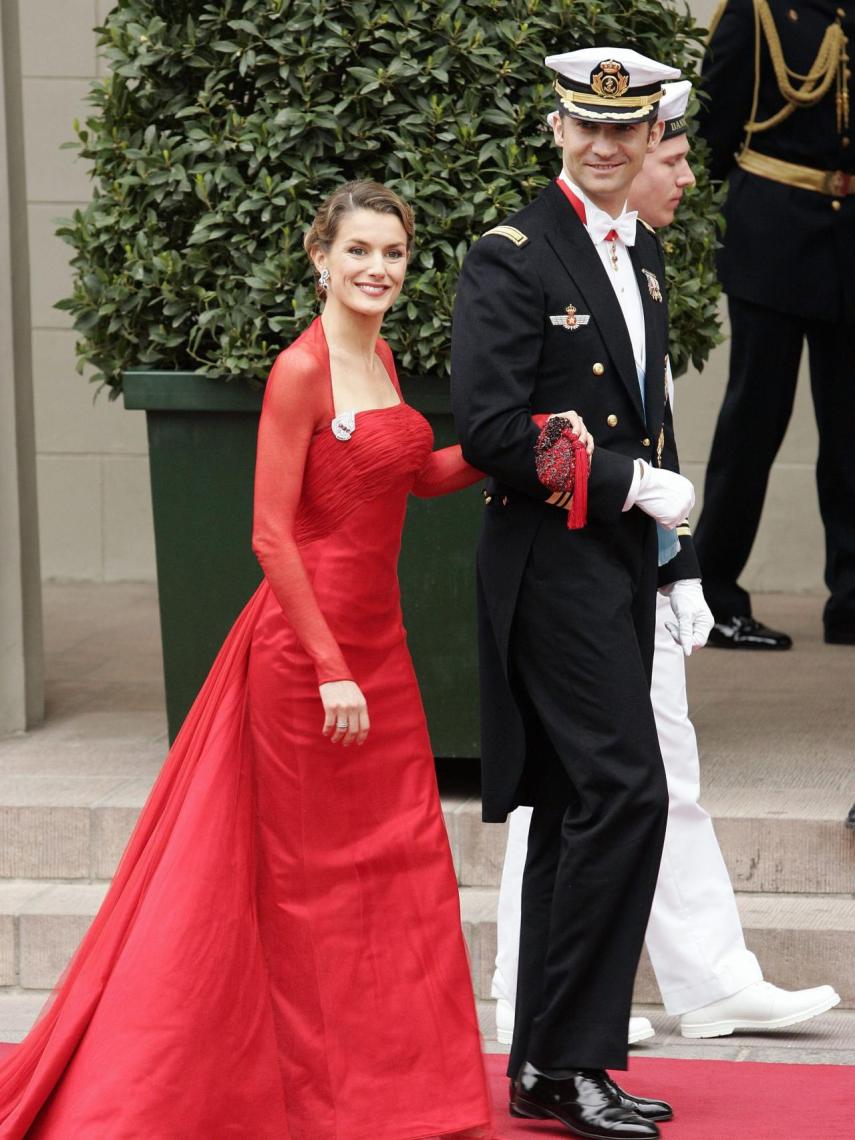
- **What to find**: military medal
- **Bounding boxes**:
[550,304,591,330]
[642,269,663,302]
[608,235,619,272]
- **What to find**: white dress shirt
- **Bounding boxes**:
[558,171,651,511]
[559,170,646,375]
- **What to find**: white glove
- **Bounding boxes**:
[660,578,715,656]
[626,461,695,529]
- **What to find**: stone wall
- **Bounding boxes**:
[22,0,154,582]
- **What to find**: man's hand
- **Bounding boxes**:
[660,578,714,656]
[549,410,594,458]
[629,461,695,528]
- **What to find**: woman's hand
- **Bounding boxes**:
[549,410,595,458]
[319,680,370,747]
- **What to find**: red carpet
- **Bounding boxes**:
[485,1053,852,1138]
[1,1045,849,1135]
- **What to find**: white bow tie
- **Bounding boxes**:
[586,209,638,247]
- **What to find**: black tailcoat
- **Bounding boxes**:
[451,180,699,1071]
[451,180,698,823]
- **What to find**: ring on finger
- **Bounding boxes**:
[336,720,348,729]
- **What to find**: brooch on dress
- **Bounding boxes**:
[331,410,356,441]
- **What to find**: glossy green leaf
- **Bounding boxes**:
[60,0,721,391]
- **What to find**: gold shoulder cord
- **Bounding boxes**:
[742,0,849,142]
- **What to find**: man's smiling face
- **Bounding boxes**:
[553,113,664,211]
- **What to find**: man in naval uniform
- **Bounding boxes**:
[452,48,704,1137]
[489,80,840,1061]
[694,0,855,648]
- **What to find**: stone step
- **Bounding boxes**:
[0,992,52,1043]
[0,786,849,899]
[2,875,852,1028]
[460,886,855,1009]
[0,880,109,990]
[0,780,151,882]
[443,793,855,895]
[0,762,851,897]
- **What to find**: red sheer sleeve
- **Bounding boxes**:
[411,445,484,498]
[251,348,353,685]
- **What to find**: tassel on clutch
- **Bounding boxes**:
[532,414,589,530]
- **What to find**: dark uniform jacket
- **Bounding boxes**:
[700,0,855,322]
[451,180,699,821]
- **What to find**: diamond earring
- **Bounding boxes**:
[318,268,330,292]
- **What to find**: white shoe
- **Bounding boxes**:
[628,1015,655,1044]
[494,998,654,1047]
[679,980,841,1039]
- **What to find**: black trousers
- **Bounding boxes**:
[506,510,668,1076]
[696,296,855,636]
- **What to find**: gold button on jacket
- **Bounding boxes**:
[607,414,618,428]
[592,362,605,377]
[642,437,651,447]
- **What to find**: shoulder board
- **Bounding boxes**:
[482,225,529,247]
[638,219,656,235]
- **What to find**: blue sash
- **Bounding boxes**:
[636,363,679,568]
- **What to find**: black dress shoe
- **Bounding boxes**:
[510,1063,660,1138]
[846,804,855,830]
[707,616,792,650]
[602,1075,672,1122]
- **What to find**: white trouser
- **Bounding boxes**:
[492,591,762,1017]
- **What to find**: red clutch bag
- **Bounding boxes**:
[532,414,589,530]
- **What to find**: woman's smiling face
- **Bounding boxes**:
[312,208,409,316]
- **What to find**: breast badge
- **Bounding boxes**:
[549,303,591,330]
[642,269,663,302]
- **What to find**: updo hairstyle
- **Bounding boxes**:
[304,180,416,299]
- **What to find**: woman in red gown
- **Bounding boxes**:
[0,181,492,1139]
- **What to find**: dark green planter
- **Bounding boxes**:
[397,378,480,757]
[124,372,263,741]
[124,371,480,755]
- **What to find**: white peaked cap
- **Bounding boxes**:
[545,47,681,89]
[545,47,681,124]
[545,78,691,133]
[659,79,693,125]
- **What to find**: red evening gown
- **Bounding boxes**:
[0,317,491,1139]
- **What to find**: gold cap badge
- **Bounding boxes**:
[591,60,631,100]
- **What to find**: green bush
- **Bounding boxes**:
[58,0,722,393]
